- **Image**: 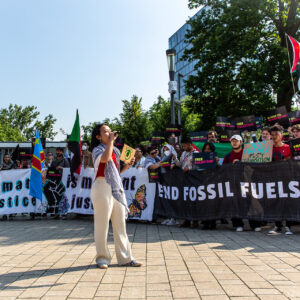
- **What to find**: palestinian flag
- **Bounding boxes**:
[287,35,300,73]
[68,110,81,181]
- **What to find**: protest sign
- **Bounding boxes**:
[151,132,164,145]
[242,141,273,163]
[190,131,208,142]
[216,116,229,132]
[219,130,240,143]
[165,124,181,136]
[289,138,300,157]
[192,152,217,170]
[120,144,136,163]
[266,106,290,128]
[255,116,263,129]
[62,168,93,214]
[0,169,44,215]
[288,111,300,125]
[122,168,156,221]
[235,115,256,131]
[155,161,300,221]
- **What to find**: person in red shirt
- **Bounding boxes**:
[90,124,142,269]
[268,124,293,235]
[271,124,292,161]
[223,134,243,164]
[223,135,261,232]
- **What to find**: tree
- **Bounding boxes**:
[183,0,299,129]
[0,118,25,142]
[0,104,57,140]
[148,96,172,133]
[117,95,152,146]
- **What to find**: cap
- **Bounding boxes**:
[230,134,243,142]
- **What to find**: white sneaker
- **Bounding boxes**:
[268,226,281,235]
[166,218,178,226]
[161,219,170,225]
[236,227,243,232]
[254,227,262,232]
[285,227,293,235]
[97,263,108,269]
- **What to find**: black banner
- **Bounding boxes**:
[154,160,300,221]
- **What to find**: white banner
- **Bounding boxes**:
[0,169,45,214]
[62,168,94,214]
[122,168,156,221]
[0,168,156,221]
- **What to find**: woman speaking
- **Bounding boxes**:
[91,123,141,269]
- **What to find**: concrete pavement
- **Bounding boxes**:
[1,218,300,299]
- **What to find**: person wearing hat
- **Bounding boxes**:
[223,135,261,232]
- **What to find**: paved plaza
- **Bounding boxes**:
[1,218,300,299]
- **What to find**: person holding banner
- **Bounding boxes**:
[91,124,141,269]
[268,125,293,235]
[223,135,262,232]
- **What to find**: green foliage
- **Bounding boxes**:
[148,96,172,132]
[116,95,152,146]
[0,118,25,142]
[0,104,57,141]
[184,0,299,129]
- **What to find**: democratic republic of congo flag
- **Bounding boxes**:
[287,35,300,73]
[29,129,45,201]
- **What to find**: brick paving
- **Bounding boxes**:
[1,218,300,299]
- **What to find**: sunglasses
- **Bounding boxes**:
[150,152,156,155]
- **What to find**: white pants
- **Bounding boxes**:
[91,177,132,265]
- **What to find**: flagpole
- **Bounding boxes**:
[285,33,296,95]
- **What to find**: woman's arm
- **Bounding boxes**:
[100,132,116,163]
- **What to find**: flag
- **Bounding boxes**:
[287,35,300,73]
[68,110,81,182]
[11,144,20,162]
[29,130,45,201]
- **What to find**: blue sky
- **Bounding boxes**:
[0,0,196,140]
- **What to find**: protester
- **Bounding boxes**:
[0,153,15,170]
[143,146,162,169]
[0,153,15,221]
[292,124,300,139]
[223,135,261,232]
[160,144,178,226]
[132,145,145,168]
[207,131,219,143]
[201,142,218,230]
[290,124,300,160]
[261,127,272,141]
[173,137,199,228]
[271,124,292,162]
[174,143,183,160]
[44,152,54,169]
[91,123,141,269]
[51,147,70,171]
[268,124,293,235]
[81,141,93,168]
[19,158,31,169]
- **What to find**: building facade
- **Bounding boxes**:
[168,9,202,100]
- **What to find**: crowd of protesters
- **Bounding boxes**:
[0,123,299,235]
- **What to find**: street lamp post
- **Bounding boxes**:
[166,49,177,125]
[177,73,183,126]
